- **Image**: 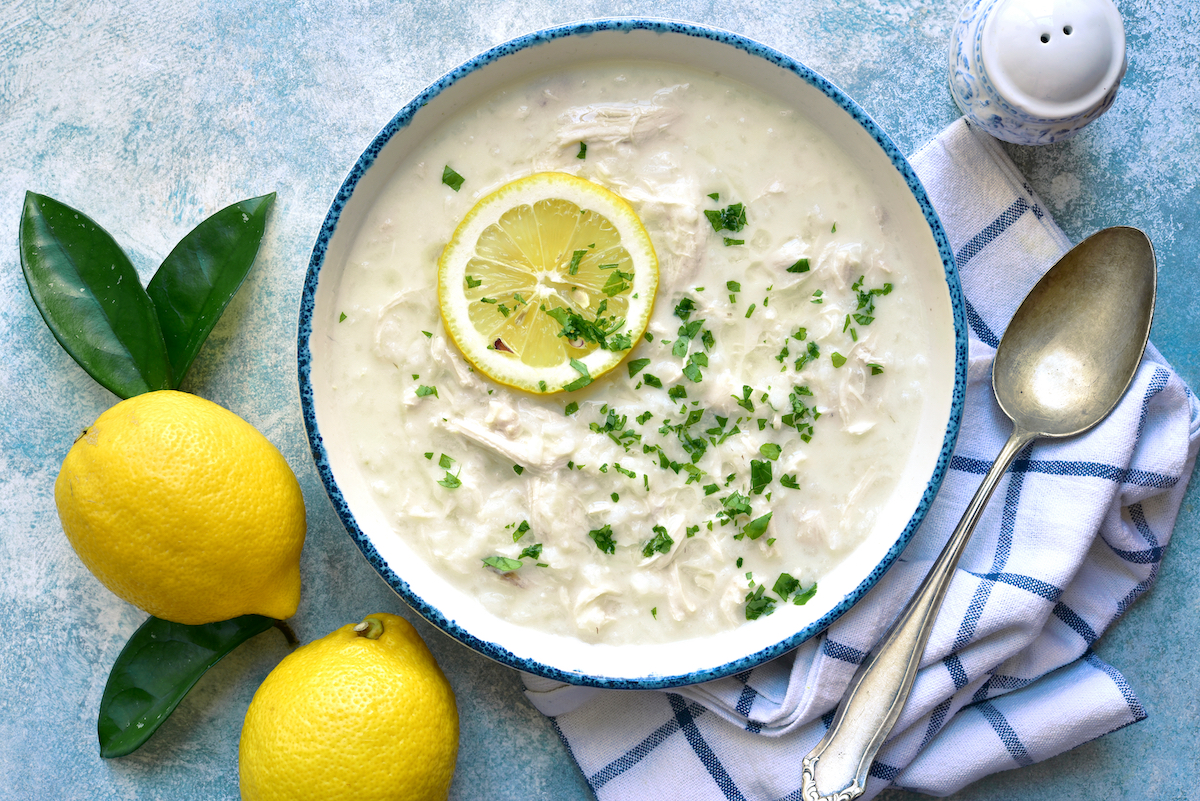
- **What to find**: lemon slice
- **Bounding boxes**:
[437,172,658,394]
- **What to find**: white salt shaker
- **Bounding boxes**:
[949,0,1127,145]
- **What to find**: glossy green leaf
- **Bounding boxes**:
[98,614,275,758]
[19,192,173,398]
[146,193,276,385]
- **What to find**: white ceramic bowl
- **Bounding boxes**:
[299,19,967,688]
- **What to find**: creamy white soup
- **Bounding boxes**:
[329,62,931,644]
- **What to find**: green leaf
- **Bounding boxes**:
[743,512,774,540]
[19,192,173,398]
[98,614,275,758]
[483,555,522,572]
[442,165,465,191]
[146,193,275,386]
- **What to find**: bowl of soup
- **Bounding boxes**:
[298,19,966,688]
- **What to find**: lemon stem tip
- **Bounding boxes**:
[273,619,299,647]
[354,616,384,640]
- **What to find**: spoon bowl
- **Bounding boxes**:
[803,226,1156,800]
[996,226,1156,437]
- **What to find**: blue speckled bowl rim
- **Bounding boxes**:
[298,18,968,690]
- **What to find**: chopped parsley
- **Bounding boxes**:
[576,141,587,159]
[512,520,531,541]
[416,385,438,398]
[708,192,720,201]
[780,474,800,489]
[567,249,587,275]
[870,363,885,375]
[851,275,894,326]
[338,312,347,322]
[588,524,617,554]
[438,471,461,489]
[544,305,630,352]
[563,358,593,392]
[602,269,634,297]
[719,491,752,523]
[590,409,641,451]
[744,585,776,620]
[483,555,521,572]
[704,202,748,233]
[642,525,675,558]
[794,341,820,371]
[773,573,801,601]
[438,454,454,469]
[723,237,745,247]
[787,258,811,273]
[643,374,663,389]
[782,385,818,442]
[465,275,483,288]
[743,512,773,540]
[759,443,782,461]
[733,385,755,412]
[674,297,697,321]
[564,401,579,415]
[441,165,465,191]
[518,543,543,561]
[750,460,772,495]
[513,464,525,475]
[628,358,651,378]
[794,582,818,605]
[831,352,847,368]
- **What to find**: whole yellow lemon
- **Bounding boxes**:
[54,390,305,624]
[239,613,459,801]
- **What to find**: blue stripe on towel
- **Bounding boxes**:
[955,197,1039,347]
[1052,602,1099,645]
[824,638,867,665]
[669,694,746,801]
[976,701,1034,766]
[588,695,705,791]
[950,455,1177,489]
[1084,651,1147,721]
[965,571,1062,602]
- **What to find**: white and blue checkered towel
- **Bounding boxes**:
[522,118,1200,799]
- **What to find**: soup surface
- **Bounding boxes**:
[329,62,933,644]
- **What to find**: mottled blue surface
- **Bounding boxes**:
[1,2,1196,799]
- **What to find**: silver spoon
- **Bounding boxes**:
[801,226,1156,800]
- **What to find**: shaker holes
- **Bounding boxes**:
[1040,26,1071,44]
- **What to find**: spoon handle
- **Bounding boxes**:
[801,425,1038,801]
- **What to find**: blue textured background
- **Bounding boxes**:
[1,2,1195,799]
